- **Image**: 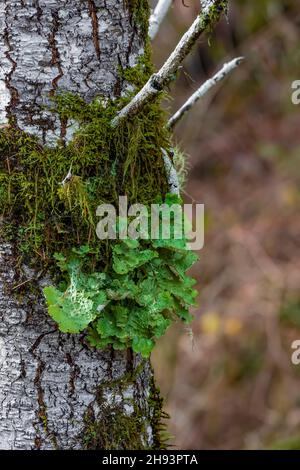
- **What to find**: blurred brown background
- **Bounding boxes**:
[151,0,300,450]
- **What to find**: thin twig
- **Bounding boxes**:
[12,279,33,291]
[168,57,244,129]
[112,0,227,127]
[60,164,73,186]
[162,148,180,196]
[149,0,173,40]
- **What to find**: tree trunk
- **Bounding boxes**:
[0,0,163,450]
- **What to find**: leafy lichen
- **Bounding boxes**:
[43,202,198,357]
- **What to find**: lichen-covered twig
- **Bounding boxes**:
[162,148,180,196]
[112,0,228,127]
[149,0,173,40]
[168,57,244,130]
[200,0,227,15]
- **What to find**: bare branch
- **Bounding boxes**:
[149,0,173,40]
[112,0,228,127]
[168,56,244,130]
[162,148,180,196]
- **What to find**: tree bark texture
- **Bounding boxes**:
[0,0,143,145]
[0,1,162,450]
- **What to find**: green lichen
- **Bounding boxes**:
[43,217,197,357]
[172,146,189,189]
[0,0,199,364]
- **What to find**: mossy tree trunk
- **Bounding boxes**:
[0,0,163,450]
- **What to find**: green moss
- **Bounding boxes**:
[83,403,148,450]
[200,0,228,32]
[0,75,169,270]
[0,0,170,273]
[0,78,171,451]
[126,0,150,39]
[121,41,154,89]
[148,378,171,449]
[82,363,168,450]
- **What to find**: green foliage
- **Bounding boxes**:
[44,198,198,357]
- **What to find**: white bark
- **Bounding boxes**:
[168,57,244,129]
[149,0,173,40]
[162,148,180,196]
[0,0,158,450]
[0,0,144,146]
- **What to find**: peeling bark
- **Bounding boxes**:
[0,1,161,450]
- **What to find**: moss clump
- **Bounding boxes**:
[83,402,148,450]
[0,77,169,270]
[0,0,169,273]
